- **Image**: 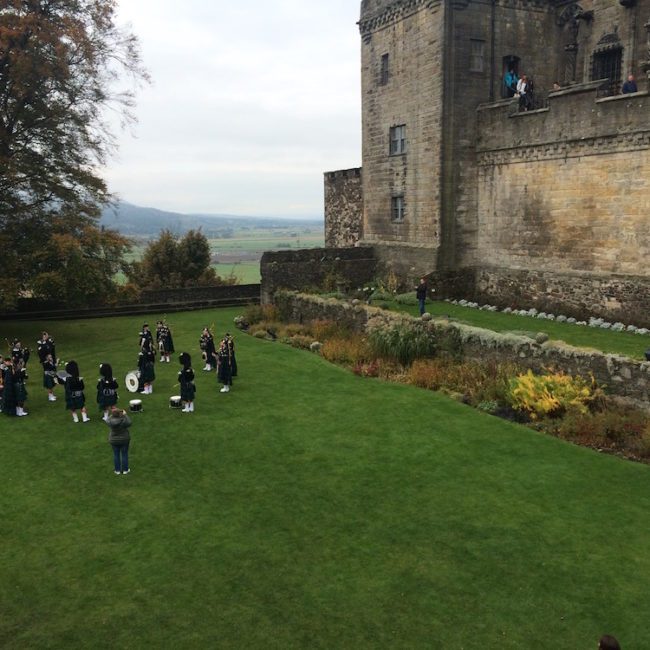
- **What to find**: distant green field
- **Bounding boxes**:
[213,261,261,284]
[114,225,323,286]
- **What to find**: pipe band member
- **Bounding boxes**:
[62,361,89,423]
[97,363,119,421]
[156,320,175,363]
[138,342,156,395]
[178,353,196,413]
[217,337,233,393]
[43,354,58,402]
[200,327,217,372]
[139,323,153,351]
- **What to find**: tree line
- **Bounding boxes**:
[0,0,233,310]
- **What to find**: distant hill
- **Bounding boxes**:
[101,202,323,237]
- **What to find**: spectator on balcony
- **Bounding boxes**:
[504,69,518,98]
[622,74,637,94]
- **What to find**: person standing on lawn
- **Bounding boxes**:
[106,406,131,475]
[416,277,428,316]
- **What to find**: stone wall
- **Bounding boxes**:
[274,291,650,406]
[140,284,260,305]
[472,267,650,328]
[475,82,650,298]
[359,0,445,256]
[260,248,378,304]
[324,168,363,248]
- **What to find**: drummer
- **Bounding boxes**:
[42,353,58,402]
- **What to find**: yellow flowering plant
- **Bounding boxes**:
[506,370,596,420]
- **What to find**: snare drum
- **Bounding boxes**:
[129,399,143,413]
[125,370,141,393]
[169,395,182,409]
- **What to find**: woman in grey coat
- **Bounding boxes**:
[106,406,131,475]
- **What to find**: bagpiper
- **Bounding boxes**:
[10,338,30,368]
[1,357,27,416]
[217,336,233,393]
[178,353,196,413]
[199,327,217,372]
[97,363,119,421]
[139,323,154,350]
[13,358,29,416]
[0,355,5,412]
[138,341,156,394]
[37,331,56,365]
[225,332,237,379]
[61,361,90,423]
[42,353,59,402]
[156,320,175,363]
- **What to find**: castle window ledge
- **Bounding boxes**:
[477,98,514,110]
[595,90,649,104]
[510,107,549,118]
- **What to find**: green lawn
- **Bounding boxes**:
[1,308,649,648]
[391,299,650,360]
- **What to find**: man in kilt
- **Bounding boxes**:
[156,320,175,363]
[97,363,119,421]
[217,337,233,393]
[42,353,58,402]
[138,341,156,394]
[178,353,196,413]
[61,361,89,423]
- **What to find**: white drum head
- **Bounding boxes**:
[129,399,142,412]
[125,371,140,393]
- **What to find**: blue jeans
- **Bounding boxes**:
[418,298,426,315]
[111,442,129,473]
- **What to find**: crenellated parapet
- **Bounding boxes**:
[358,0,441,40]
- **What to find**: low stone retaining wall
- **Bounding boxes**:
[273,291,650,406]
[1,285,260,321]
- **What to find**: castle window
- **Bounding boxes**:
[380,53,389,85]
[470,39,485,73]
[391,195,405,223]
[389,125,406,155]
[591,47,622,96]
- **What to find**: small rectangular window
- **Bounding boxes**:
[380,53,389,85]
[470,39,485,73]
[391,195,405,223]
[389,124,406,155]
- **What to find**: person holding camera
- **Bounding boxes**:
[106,406,132,475]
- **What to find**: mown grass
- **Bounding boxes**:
[390,299,650,360]
[1,308,650,648]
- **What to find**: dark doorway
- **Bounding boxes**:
[502,55,520,98]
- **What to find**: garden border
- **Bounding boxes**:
[273,291,650,407]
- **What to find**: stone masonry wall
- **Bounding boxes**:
[476,83,650,279]
[260,248,378,304]
[359,0,444,253]
[324,168,363,248]
[274,291,650,406]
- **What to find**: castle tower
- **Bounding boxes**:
[358,0,447,276]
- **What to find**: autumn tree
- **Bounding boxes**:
[0,0,148,308]
[129,230,237,290]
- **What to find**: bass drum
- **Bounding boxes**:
[125,370,141,393]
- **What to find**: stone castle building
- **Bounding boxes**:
[324,0,650,322]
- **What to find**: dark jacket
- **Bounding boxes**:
[107,411,131,445]
[416,283,427,300]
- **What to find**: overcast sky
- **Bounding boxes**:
[103,1,362,218]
